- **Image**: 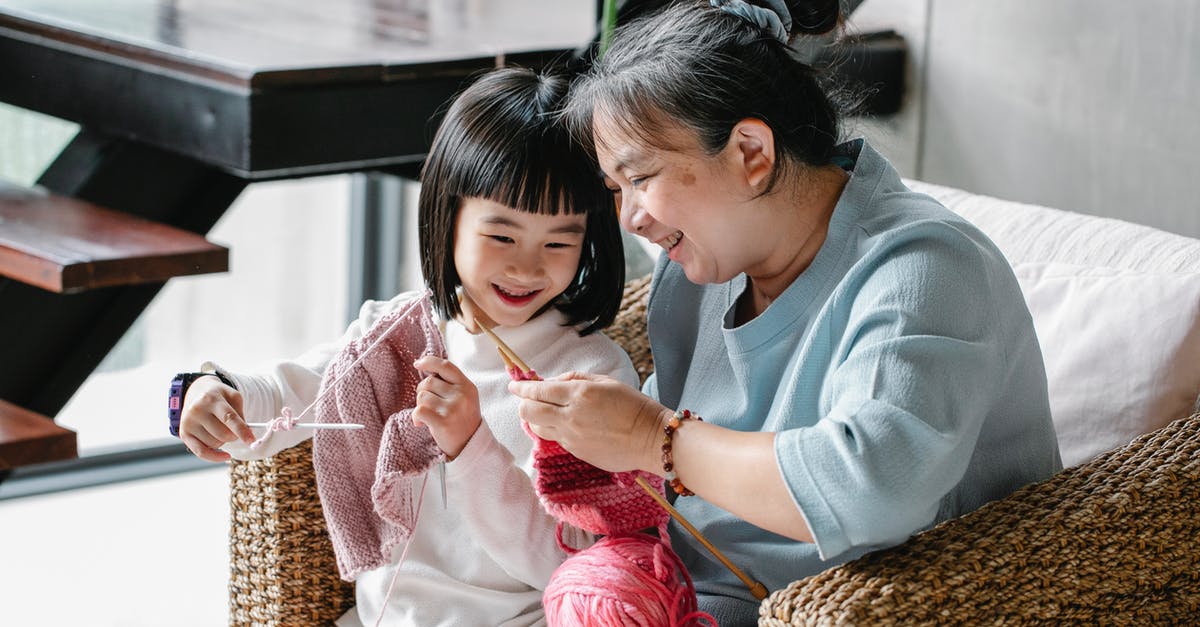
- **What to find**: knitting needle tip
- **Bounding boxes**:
[245,422,365,430]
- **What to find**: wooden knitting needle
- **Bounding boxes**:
[477,316,768,600]
[475,318,531,373]
[635,477,768,600]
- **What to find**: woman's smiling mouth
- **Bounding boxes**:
[658,231,682,251]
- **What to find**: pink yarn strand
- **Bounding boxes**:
[371,472,429,627]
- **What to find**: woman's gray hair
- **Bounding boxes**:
[566,0,843,194]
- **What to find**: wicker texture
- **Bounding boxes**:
[760,412,1200,626]
[229,439,354,627]
[227,278,657,627]
[608,273,654,384]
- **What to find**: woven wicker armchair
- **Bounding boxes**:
[759,409,1200,625]
[228,272,1200,626]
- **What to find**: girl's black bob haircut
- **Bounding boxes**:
[418,67,624,336]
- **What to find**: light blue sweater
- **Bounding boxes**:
[644,140,1061,620]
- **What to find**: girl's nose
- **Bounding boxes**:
[508,247,545,278]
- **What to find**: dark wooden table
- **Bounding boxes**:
[0,0,594,421]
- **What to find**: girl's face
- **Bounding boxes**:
[453,198,587,328]
[595,116,758,286]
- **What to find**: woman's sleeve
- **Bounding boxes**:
[775,227,1016,560]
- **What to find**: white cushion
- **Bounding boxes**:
[1012,262,1200,467]
[906,180,1200,466]
[907,180,1200,273]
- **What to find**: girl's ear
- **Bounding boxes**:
[727,118,776,190]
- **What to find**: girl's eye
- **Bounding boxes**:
[488,235,514,244]
[545,242,575,249]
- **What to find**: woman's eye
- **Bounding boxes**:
[488,235,514,244]
[545,242,575,249]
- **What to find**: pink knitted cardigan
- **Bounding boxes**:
[312,294,446,581]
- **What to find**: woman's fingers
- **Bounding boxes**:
[507,379,572,408]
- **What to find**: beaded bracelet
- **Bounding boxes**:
[662,409,703,496]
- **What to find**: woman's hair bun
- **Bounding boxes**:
[784,0,841,35]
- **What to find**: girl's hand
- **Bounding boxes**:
[509,372,671,474]
[411,356,483,459]
[179,375,255,462]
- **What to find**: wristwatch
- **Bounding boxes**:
[168,370,236,437]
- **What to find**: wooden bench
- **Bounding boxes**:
[0,182,228,293]
[0,399,76,470]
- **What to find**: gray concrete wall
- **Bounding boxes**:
[850,0,1200,238]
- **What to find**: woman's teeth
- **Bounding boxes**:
[661,231,682,250]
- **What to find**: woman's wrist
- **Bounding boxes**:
[640,404,677,474]
[660,409,704,496]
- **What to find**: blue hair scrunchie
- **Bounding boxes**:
[710,0,793,44]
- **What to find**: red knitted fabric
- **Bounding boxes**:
[527,425,669,537]
[312,294,446,581]
[510,368,669,537]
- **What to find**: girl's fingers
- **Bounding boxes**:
[420,375,456,399]
[198,417,239,445]
[216,406,255,445]
[413,356,468,384]
[182,431,231,462]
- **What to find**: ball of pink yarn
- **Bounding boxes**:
[543,534,715,627]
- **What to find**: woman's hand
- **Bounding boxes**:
[508,372,671,474]
[180,375,255,462]
[411,356,483,460]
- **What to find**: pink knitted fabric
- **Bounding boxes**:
[508,367,669,537]
[312,294,446,581]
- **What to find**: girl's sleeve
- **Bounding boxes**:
[447,338,637,588]
[775,226,1018,560]
[218,294,415,461]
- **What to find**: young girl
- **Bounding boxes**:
[176,67,637,627]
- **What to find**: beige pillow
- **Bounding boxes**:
[1013,262,1200,467]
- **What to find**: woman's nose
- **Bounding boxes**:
[620,197,652,235]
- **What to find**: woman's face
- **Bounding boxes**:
[595,115,759,285]
[453,198,586,328]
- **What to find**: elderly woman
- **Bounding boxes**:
[509,1,1062,624]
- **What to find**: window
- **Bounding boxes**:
[0,103,356,494]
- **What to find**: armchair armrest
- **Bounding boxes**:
[229,439,354,627]
[760,412,1200,625]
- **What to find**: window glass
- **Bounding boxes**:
[1,104,352,455]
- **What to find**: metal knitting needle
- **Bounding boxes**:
[245,422,365,430]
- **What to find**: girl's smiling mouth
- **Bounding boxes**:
[493,284,541,306]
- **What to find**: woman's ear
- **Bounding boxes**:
[727,118,776,190]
